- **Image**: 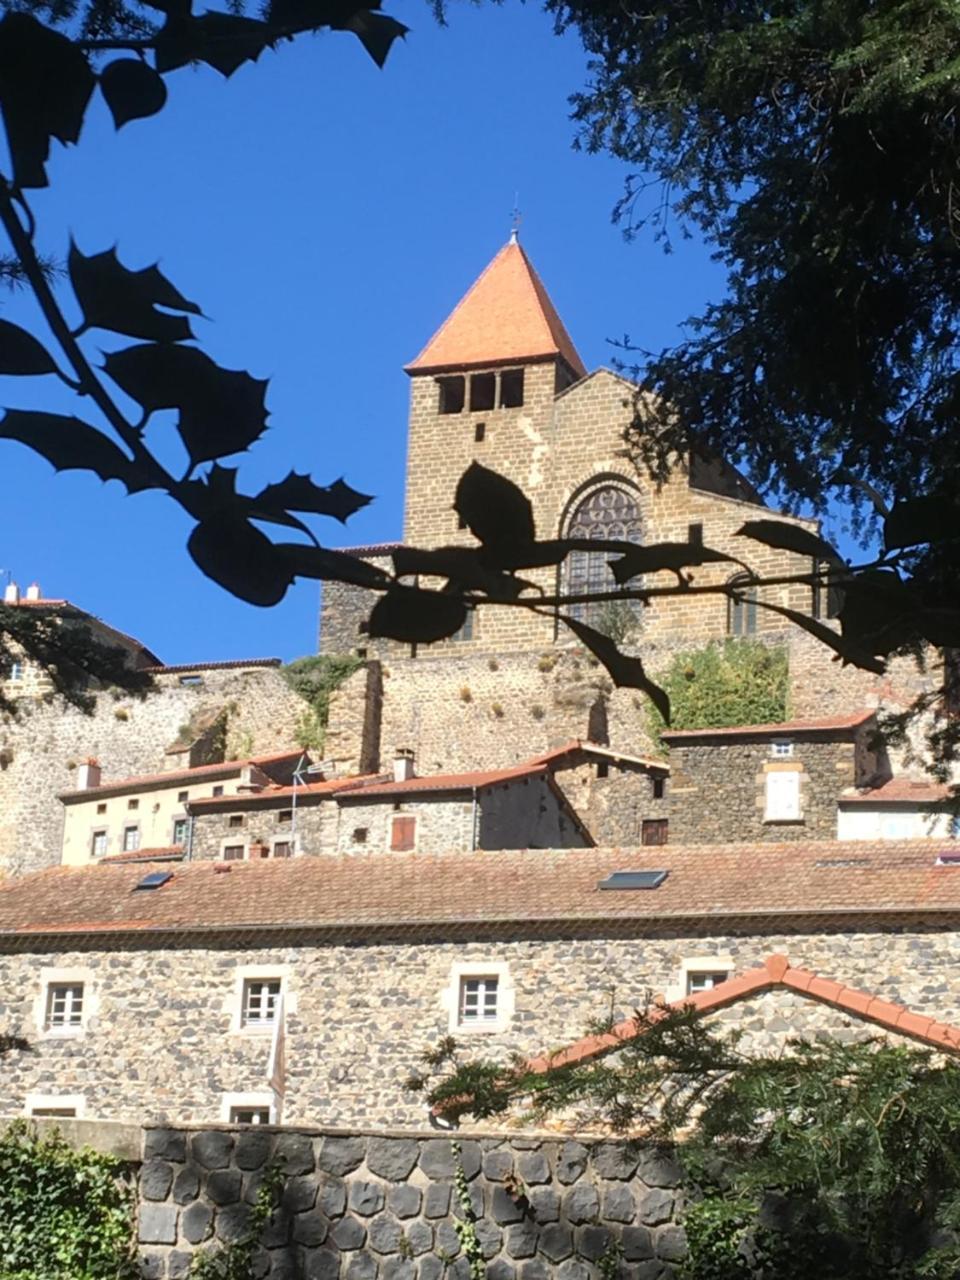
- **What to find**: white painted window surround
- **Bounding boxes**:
[25,1092,86,1118]
[765,770,801,820]
[220,1091,279,1124]
[34,967,97,1039]
[227,965,296,1034]
[441,961,515,1034]
[665,956,735,1004]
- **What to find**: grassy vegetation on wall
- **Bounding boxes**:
[280,654,363,752]
[647,640,789,745]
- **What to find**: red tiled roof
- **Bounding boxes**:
[334,761,551,800]
[532,740,669,773]
[524,953,960,1077]
[187,774,388,808]
[2,840,960,941]
[661,710,875,742]
[840,778,955,804]
[59,749,306,802]
[99,847,185,864]
[405,240,587,378]
[145,659,281,675]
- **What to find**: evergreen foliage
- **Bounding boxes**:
[646,640,788,743]
[0,1119,136,1279]
[280,653,362,751]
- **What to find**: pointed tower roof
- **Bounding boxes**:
[405,238,587,380]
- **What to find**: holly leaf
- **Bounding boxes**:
[392,545,534,602]
[454,462,535,558]
[103,344,268,464]
[367,586,467,643]
[281,544,392,589]
[735,519,838,562]
[69,245,201,343]
[188,517,292,605]
[336,9,408,68]
[753,597,887,673]
[0,409,156,491]
[561,615,670,723]
[155,11,275,77]
[0,13,95,188]
[609,541,737,583]
[0,321,57,375]
[254,472,371,524]
[884,496,959,551]
[836,569,920,656]
[99,59,167,128]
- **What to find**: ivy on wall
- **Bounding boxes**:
[280,654,363,752]
[647,640,789,745]
[0,1120,136,1279]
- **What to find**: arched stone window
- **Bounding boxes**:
[727,573,758,636]
[562,483,643,625]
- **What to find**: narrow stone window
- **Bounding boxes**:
[596,761,609,779]
[474,421,486,443]
[499,368,524,408]
[688,522,703,546]
[437,376,465,415]
[652,776,665,800]
[727,574,758,636]
[469,372,496,412]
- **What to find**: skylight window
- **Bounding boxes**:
[598,870,668,891]
[134,871,173,891]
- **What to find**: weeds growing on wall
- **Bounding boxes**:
[646,640,788,746]
[190,1164,283,1280]
[280,654,363,752]
[0,1119,137,1280]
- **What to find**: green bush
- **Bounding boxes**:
[280,654,363,751]
[648,640,788,745]
[0,1120,136,1280]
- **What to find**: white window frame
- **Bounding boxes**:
[441,961,515,1035]
[666,956,735,1004]
[9,661,23,682]
[771,740,794,759]
[25,1093,86,1118]
[34,967,97,1039]
[764,769,802,821]
[90,829,108,858]
[121,824,141,852]
[220,1091,279,1125]
[228,964,295,1035]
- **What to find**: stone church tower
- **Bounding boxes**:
[318,238,880,776]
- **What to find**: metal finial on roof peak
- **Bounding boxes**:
[510,194,521,244]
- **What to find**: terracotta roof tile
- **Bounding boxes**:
[2,839,960,941]
[840,778,955,804]
[59,749,305,802]
[334,761,551,800]
[99,847,185,864]
[661,710,875,741]
[405,240,587,378]
[186,774,388,808]
[145,658,281,675]
[531,739,668,772]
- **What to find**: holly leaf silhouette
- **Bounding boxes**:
[154,11,275,77]
[99,59,167,128]
[454,462,535,558]
[103,344,268,464]
[188,517,292,605]
[336,8,408,68]
[254,472,371,524]
[69,245,201,343]
[0,409,156,491]
[0,13,95,188]
[267,0,408,67]
[0,321,57,375]
[561,615,670,723]
[736,519,838,563]
[368,586,467,643]
[884,496,958,551]
[753,597,887,673]
[609,541,737,583]
[392,546,535,602]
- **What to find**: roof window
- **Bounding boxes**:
[598,870,668,891]
[134,871,173,891]
[936,850,960,866]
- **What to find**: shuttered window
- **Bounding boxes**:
[391,816,416,851]
[765,771,801,820]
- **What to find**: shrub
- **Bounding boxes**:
[281,654,363,752]
[460,686,473,703]
[0,1119,136,1279]
[647,640,788,745]
[537,654,557,673]
[490,702,504,719]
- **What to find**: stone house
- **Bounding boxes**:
[663,710,889,844]
[59,749,304,866]
[185,754,593,859]
[0,840,958,1129]
[531,740,669,846]
[837,778,957,840]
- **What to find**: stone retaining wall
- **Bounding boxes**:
[137,1125,686,1280]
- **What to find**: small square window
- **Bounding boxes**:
[222,845,245,862]
[458,976,499,1026]
[596,761,609,780]
[178,791,188,803]
[172,818,188,846]
[686,970,730,995]
[127,798,139,811]
[228,814,244,828]
[641,818,668,846]
[96,802,107,815]
[277,810,292,825]
[179,674,203,686]
[499,368,524,408]
[242,979,281,1027]
[469,372,496,412]
[122,825,140,852]
[91,830,107,858]
[437,375,465,415]
[46,983,84,1031]
[212,786,224,797]
[230,1106,271,1125]
[771,740,794,758]
[353,827,368,845]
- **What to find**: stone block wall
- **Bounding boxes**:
[137,1125,687,1280]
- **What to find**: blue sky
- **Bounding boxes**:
[0,2,808,664]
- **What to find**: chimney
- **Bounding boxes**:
[393,749,415,783]
[3,582,19,605]
[77,758,101,790]
[24,583,40,601]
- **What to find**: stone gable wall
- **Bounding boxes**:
[136,1124,687,1280]
[0,666,309,876]
[1,925,957,1131]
